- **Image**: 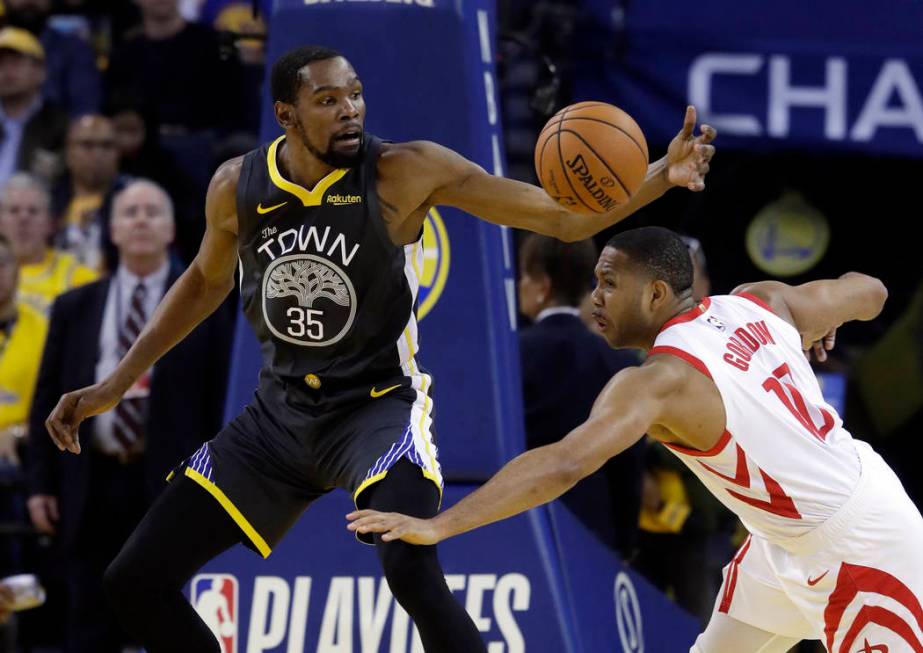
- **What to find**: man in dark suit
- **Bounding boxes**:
[517,233,645,558]
[25,179,232,653]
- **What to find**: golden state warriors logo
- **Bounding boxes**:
[747,192,829,277]
[417,208,451,320]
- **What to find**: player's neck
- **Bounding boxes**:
[121,253,168,279]
[279,138,336,190]
[645,295,698,348]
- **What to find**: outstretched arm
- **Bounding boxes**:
[384,107,715,242]
[734,273,888,358]
[348,363,681,544]
[45,158,242,454]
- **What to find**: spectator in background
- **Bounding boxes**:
[685,235,710,301]
[517,233,645,557]
[633,235,736,625]
[106,0,245,136]
[27,179,233,653]
[0,27,68,187]
[211,0,266,135]
[2,0,102,116]
[104,93,201,263]
[0,234,47,466]
[0,173,96,316]
[52,114,126,271]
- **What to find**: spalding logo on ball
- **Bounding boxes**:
[535,101,649,215]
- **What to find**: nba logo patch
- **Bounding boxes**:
[707,315,727,332]
[191,574,238,653]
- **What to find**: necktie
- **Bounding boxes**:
[112,283,148,456]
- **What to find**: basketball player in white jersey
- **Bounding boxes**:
[348,226,923,652]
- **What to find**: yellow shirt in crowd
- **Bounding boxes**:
[19,249,98,316]
[0,302,49,431]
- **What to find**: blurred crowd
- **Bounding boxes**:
[0,0,262,650]
[0,0,916,651]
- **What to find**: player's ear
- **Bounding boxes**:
[649,279,671,311]
[274,101,295,130]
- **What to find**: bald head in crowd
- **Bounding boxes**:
[110,179,175,276]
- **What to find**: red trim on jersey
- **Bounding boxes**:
[719,534,752,613]
[737,292,777,315]
[726,469,802,519]
[824,563,923,652]
[839,606,923,653]
[697,444,803,519]
[648,345,713,380]
[658,297,712,333]
[663,430,731,458]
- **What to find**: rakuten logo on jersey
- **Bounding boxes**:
[192,574,239,653]
[240,573,529,652]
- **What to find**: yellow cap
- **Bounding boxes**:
[0,27,45,61]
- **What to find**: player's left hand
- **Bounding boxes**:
[803,328,836,363]
[346,509,442,545]
[665,106,716,191]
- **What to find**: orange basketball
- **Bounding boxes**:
[534,101,649,215]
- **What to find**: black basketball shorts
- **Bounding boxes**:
[167,369,443,556]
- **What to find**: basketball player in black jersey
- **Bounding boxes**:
[44,46,715,652]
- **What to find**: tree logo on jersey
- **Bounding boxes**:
[266,260,350,308]
[261,254,357,347]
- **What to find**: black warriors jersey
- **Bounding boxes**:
[235,135,421,383]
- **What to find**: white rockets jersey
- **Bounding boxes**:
[651,293,861,542]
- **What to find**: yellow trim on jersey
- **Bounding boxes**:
[353,472,388,504]
[184,467,272,558]
[266,136,348,207]
[408,358,440,498]
[352,468,443,508]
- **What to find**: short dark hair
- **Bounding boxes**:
[605,227,693,295]
[520,234,597,306]
[270,45,344,105]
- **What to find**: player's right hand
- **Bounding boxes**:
[346,509,442,545]
[45,382,123,454]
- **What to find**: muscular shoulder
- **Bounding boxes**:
[592,357,689,417]
[731,281,796,325]
[378,141,445,179]
[206,156,244,235]
[631,355,691,398]
[378,141,480,188]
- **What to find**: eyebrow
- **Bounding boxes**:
[311,77,361,95]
